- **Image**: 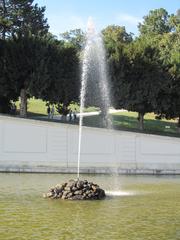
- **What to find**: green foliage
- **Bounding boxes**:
[0,0,11,39]
[0,0,49,39]
[102,25,133,58]
[4,35,49,94]
[60,29,85,50]
[0,38,18,113]
[106,8,180,130]
[0,3,180,133]
[156,31,180,121]
[138,8,171,35]
[168,9,180,33]
[40,41,80,107]
[0,0,49,115]
[102,25,133,111]
[113,38,167,113]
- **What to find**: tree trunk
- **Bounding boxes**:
[138,112,144,131]
[20,88,27,117]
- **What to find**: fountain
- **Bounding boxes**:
[77,17,111,179]
[44,18,111,200]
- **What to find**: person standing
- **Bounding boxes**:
[47,105,51,119]
[51,105,55,119]
[69,109,72,121]
[11,103,17,115]
[73,108,77,121]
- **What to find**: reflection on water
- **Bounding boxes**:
[0,173,180,240]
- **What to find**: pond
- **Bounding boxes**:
[0,173,180,240]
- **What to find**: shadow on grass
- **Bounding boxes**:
[83,114,179,138]
[27,111,46,118]
[114,115,179,137]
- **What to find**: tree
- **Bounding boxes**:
[60,28,85,51]
[118,8,179,131]
[168,9,180,33]
[4,35,51,116]
[138,8,171,36]
[0,0,49,116]
[0,0,49,39]
[146,9,180,131]
[0,1,15,112]
[0,0,11,39]
[0,39,18,113]
[112,37,169,130]
[156,30,180,131]
[102,25,133,58]
[40,41,80,111]
[102,25,133,109]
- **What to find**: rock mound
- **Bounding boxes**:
[43,179,106,200]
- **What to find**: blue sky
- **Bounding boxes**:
[35,0,180,37]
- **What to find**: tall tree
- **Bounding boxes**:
[40,41,80,110]
[137,8,180,131]
[0,0,49,116]
[112,37,169,130]
[0,0,10,39]
[138,8,171,36]
[4,35,51,116]
[156,27,180,131]
[102,25,133,58]
[0,0,49,39]
[0,39,18,113]
[102,25,133,110]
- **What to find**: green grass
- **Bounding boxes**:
[112,112,178,135]
[15,98,179,137]
[83,111,179,137]
[16,98,47,116]
[15,98,99,117]
[69,103,99,113]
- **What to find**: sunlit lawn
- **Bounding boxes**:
[112,112,177,134]
[15,98,98,117]
[83,111,179,137]
[15,98,179,137]
[16,98,47,116]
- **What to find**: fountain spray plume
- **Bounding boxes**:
[87,16,96,36]
[77,17,112,180]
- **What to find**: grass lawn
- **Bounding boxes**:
[83,111,179,137]
[15,98,179,137]
[16,98,47,116]
[15,98,99,117]
[112,112,178,135]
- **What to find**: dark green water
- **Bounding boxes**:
[0,173,180,240]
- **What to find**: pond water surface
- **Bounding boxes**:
[0,173,180,240]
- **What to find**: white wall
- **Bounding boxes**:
[0,115,180,174]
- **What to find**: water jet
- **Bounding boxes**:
[45,18,111,200]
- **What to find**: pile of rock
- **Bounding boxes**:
[43,179,106,200]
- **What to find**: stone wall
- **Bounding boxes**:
[0,115,180,174]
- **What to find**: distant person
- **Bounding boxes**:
[69,109,72,121]
[47,105,51,119]
[51,105,55,119]
[11,103,16,115]
[73,108,77,121]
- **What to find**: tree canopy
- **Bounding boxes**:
[0,5,180,133]
[0,0,49,39]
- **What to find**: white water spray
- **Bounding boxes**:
[77,18,111,179]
